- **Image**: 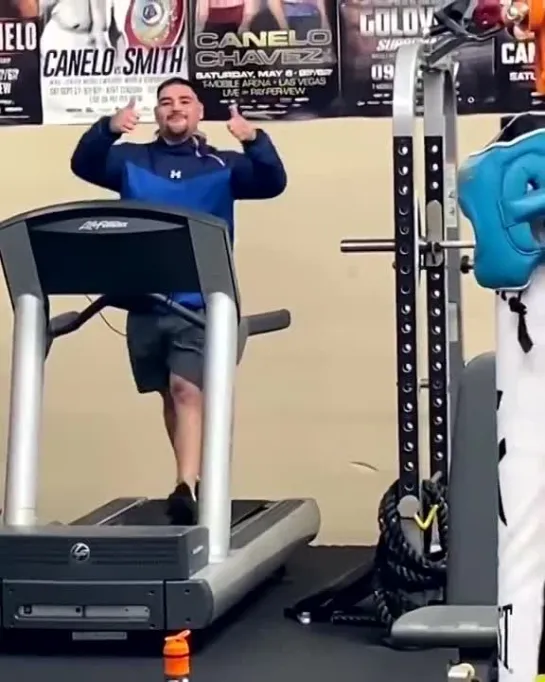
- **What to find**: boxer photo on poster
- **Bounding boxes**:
[189,0,340,121]
[39,0,188,124]
[40,0,185,57]
[0,0,42,124]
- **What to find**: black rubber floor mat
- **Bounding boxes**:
[0,547,453,682]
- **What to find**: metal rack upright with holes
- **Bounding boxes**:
[390,35,499,679]
[283,43,462,630]
[392,41,461,518]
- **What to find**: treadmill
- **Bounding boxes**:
[0,200,321,637]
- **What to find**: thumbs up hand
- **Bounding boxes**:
[109,97,140,135]
[226,103,257,143]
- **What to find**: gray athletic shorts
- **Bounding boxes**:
[126,311,205,393]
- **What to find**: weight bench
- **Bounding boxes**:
[391,604,496,648]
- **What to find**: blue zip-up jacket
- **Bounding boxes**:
[70,116,287,308]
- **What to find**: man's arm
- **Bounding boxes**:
[226,130,287,200]
[70,117,128,192]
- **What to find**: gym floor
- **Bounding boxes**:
[0,546,453,681]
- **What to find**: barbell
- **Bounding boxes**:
[340,238,475,254]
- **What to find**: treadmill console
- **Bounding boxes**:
[0,200,240,308]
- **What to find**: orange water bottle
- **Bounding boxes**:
[163,630,191,682]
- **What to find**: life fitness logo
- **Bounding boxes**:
[70,542,91,564]
[78,220,129,232]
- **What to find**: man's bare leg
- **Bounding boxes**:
[164,374,203,524]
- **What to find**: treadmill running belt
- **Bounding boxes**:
[109,499,269,526]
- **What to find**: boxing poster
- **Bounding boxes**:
[338,0,435,116]
[494,32,545,113]
[337,0,498,117]
[0,0,42,124]
[187,0,340,121]
[39,0,189,125]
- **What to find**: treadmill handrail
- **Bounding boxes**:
[245,309,291,335]
[49,295,291,339]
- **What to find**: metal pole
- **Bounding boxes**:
[422,64,454,485]
[392,41,422,546]
[198,291,238,563]
[340,239,474,253]
[3,294,46,527]
[442,61,465,452]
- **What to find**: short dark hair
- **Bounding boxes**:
[156,77,201,100]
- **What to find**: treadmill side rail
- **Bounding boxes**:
[166,498,320,629]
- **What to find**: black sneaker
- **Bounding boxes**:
[166,482,197,525]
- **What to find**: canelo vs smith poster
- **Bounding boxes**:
[38,0,188,124]
[0,0,544,124]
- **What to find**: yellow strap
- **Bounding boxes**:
[414,505,438,531]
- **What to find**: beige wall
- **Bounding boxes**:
[0,116,499,544]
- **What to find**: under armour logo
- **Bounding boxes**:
[170,170,182,179]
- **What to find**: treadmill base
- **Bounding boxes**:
[0,499,320,633]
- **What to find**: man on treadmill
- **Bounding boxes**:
[70,77,287,525]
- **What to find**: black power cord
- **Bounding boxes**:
[84,295,126,338]
[285,477,449,647]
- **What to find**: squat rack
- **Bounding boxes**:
[286,0,501,636]
[345,40,464,518]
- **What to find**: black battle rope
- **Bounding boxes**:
[371,478,448,644]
